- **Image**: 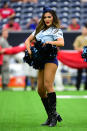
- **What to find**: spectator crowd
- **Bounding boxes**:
[0,0,87,31]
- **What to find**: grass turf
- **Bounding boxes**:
[0,90,87,131]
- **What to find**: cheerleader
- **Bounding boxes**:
[25,6,64,127]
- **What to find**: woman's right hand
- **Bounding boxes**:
[25,34,34,57]
[28,49,32,58]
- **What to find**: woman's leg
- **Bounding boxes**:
[38,69,52,125]
[44,63,58,127]
[44,63,57,93]
[38,65,62,126]
[37,69,47,98]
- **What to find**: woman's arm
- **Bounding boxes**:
[46,38,64,47]
[25,34,34,54]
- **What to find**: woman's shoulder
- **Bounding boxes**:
[52,27,62,33]
[51,27,63,35]
[52,27,63,39]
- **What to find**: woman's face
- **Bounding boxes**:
[44,12,53,27]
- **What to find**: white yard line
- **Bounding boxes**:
[57,95,87,99]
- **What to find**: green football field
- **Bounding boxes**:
[0,90,87,131]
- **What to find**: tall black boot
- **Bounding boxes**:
[41,97,62,126]
[47,92,58,127]
[41,97,50,125]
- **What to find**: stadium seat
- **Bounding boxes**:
[15,18,20,23]
[81,14,87,19]
[21,13,33,19]
[81,8,87,14]
[15,7,21,13]
[22,2,34,8]
[15,13,21,19]
[70,8,81,14]
[11,2,22,8]
[80,19,87,26]
[70,3,81,8]
[38,13,43,18]
[60,8,69,14]
[70,13,81,19]
[59,3,70,8]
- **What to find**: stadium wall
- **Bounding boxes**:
[7,31,81,50]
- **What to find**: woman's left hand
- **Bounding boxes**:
[45,41,50,44]
[42,41,51,46]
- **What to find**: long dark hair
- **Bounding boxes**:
[34,10,60,38]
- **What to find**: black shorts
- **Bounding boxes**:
[44,57,58,67]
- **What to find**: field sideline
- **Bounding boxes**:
[0,90,87,131]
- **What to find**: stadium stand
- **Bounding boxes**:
[0,0,87,30]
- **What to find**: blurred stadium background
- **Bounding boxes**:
[0,0,87,131]
[0,0,87,29]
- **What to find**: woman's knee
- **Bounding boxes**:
[44,81,51,90]
[44,80,54,92]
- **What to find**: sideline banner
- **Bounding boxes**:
[58,50,87,69]
[1,44,87,69]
